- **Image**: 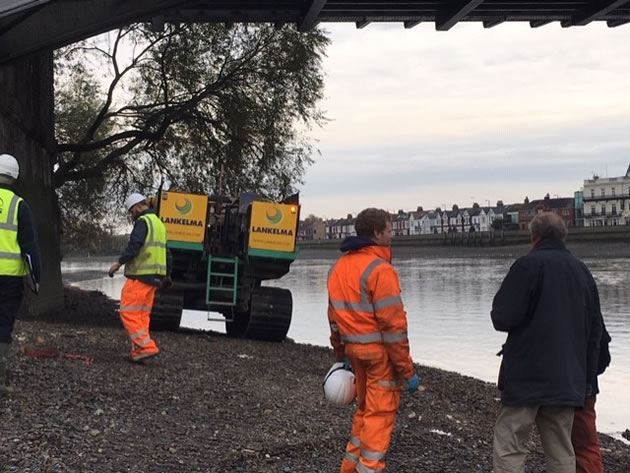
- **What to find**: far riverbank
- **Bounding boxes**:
[297,240,630,260]
[298,224,630,253]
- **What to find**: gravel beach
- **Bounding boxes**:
[1,287,628,473]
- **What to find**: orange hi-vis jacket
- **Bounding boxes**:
[327,243,415,381]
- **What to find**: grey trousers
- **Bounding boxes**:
[493,404,576,473]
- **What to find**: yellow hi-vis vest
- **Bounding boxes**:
[124,212,167,277]
[0,188,28,276]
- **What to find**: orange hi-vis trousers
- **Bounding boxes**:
[340,343,403,473]
[572,395,603,473]
[119,279,159,360]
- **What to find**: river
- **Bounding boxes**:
[61,253,630,439]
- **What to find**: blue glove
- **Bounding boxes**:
[406,373,420,393]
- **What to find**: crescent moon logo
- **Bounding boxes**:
[265,207,283,225]
[175,198,193,216]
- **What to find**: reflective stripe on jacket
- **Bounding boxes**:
[124,213,167,277]
[0,188,27,276]
[327,244,414,380]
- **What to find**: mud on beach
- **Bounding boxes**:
[1,287,628,473]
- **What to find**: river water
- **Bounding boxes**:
[62,254,630,439]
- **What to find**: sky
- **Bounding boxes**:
[296,22,630,219]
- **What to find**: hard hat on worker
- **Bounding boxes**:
[0,154,20,180]
[323,362,356,406]
[124,192,147,211]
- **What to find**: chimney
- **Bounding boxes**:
[524,196,529,205]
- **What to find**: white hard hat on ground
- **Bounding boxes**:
[323,362,356,406]
[0,154,20,180]
[124,192,147,211]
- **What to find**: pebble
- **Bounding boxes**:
[1,287,627,473]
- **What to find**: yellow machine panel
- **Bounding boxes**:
[159,191,208,243]
[248,201,299,253]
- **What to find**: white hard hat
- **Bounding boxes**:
[323,362,356,406]
[0,154,19,179]
[124,192,147,211]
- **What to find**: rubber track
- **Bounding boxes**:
[246,287,292,342]
[150,292,184,331]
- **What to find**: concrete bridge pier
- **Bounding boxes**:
[0,52,64,315]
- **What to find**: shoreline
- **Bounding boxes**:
[2,287,628,472]
[297,240,630,260]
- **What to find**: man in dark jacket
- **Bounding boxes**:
[491,212,602,473]
[0,153,41,396]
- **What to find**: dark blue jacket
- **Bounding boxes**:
[339,236,377,253]
[491,239,603,407]
[594,322,611,395]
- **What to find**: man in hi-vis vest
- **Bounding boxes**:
[0,153,41,395]
[108,193,170,362]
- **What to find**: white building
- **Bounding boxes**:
[470,208,487,231]
[408,210,425,235]
[583,165,630,227]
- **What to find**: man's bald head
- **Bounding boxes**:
[529,212,568,244]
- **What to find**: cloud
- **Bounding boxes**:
[299,23,630,217]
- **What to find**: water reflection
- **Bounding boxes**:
[62,256,630,436]
[266,255,630,437]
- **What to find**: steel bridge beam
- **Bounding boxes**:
[0,0,188,64]
[483,18,505,29]
[436,0,485,31]
[530,20,553,28]
[403,20,422,29]
[562,0,630,27]
[298,0,327,32]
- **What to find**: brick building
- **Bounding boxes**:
[518,194,576,230]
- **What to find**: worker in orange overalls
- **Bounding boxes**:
[327,207,420,473]
[108,193,170,363]
[572,323,611,473]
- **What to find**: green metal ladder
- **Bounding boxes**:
[206,256,239,306]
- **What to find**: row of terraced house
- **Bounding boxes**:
[298,194,583,240]
[297,164,630,240]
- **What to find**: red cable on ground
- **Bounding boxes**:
[23,348,93,365]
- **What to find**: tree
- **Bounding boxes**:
[54,22,329,247]
[303,214,323,224]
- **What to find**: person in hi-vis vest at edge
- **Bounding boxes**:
[0,153,41,396]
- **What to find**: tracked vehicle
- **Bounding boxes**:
[149,190,300,342]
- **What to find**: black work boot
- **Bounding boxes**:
[0,342,13,396]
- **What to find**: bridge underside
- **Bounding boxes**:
[1,0,630,64]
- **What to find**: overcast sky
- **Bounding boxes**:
[297,22,630,219]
